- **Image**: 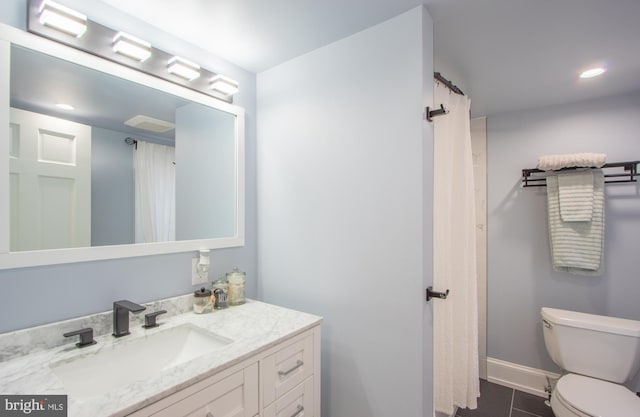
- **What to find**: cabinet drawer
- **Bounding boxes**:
[261,333,314,407]
[263,377,313,417]
[137,363,258,417]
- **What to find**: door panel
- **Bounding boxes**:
[9,107,91,251]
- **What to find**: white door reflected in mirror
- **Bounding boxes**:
[9,108,91,251]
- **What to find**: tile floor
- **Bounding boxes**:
[456,379,555,417]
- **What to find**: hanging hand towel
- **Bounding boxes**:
[546,170,604,275]
[557,170,594,222]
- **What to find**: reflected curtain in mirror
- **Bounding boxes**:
[134,141,176,243]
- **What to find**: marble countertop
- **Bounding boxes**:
[0,299,322,417]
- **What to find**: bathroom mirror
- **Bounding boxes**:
[0,24,245,269]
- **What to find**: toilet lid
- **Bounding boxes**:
[556,374,640,417]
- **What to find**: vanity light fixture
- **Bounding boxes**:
[210,75,239,96]
[579,67,606,79]
[167,56,201,81]
[112,32,152,62]
[38,0,87,38]
[27,0,237,103]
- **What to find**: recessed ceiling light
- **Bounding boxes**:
[579,67,606,79]
[55,103,75,110]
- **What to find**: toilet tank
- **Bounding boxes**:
[541,307,640,383]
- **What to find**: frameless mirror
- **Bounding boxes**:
[0,24,245,269]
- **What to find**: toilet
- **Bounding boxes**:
[541,307,640,417]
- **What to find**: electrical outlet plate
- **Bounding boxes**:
[191,258,207,285]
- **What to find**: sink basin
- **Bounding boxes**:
[50,324,232,400]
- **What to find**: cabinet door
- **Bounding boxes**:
[151,363,258,417]
[262,334,314,407]
[263,377,313,417]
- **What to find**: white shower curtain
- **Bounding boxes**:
[433,82,480,414]
[134,141,176,243]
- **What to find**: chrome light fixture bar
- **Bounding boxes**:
[210,75,239,96]
[112,32,152,62]
[26,0,238,103]
[38,0,87,38]
[168,56,201,81]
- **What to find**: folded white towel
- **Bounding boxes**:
[546,170,604,275]
[558,170,594,222]
[537,153,607,171]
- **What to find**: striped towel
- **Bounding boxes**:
[558,170,594,222]
[546,170,604,275]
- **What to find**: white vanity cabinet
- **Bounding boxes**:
[127,363,259,417]
[261,332,315,417]
[126,325,320,417]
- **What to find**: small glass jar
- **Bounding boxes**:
[211,279,229,309]
[193,287,213,314]
[226,267,246,306]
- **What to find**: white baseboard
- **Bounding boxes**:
[486,357,561,398]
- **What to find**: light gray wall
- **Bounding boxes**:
[91,126,135,246]
[175,103,236,240]
[487,91,640,391]
[0,0,257,333]
[257,7,433,417]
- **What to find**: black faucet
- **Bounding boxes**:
[143,310,167,328]
[112,300,146,337]
[63,328,97,348]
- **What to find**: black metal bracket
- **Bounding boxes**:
[521,161,639,187]
[425,104,449,122]
[426,286,450,302]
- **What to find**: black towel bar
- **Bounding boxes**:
[521,161,639,187]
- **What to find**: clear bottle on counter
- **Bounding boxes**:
[211,279,229,309]
[226,267,246,306]
[193,287,213,314]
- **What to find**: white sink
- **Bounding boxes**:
[50,324,232,400]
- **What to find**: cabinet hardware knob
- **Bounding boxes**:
[278,360,304,377]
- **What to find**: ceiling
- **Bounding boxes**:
[93,0,640,117]
[11,44,189,140]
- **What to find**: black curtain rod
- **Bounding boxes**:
[124,137,138,149]
[434,72,464,95]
